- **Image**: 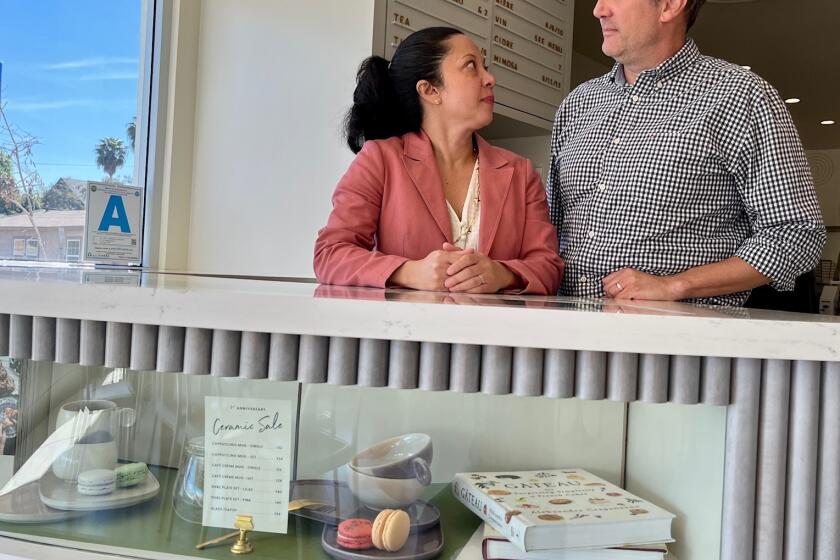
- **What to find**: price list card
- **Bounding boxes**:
[203,397,292,533]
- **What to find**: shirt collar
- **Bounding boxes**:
[608,38,700,89]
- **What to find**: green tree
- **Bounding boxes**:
[126,117,136,152]
[0,103,48,256]
[0,151,16,214]
[94,137,127,181]
[43,179,85,210]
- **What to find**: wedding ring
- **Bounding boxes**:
[616,281,623,291]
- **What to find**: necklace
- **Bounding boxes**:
[453,155,480,247]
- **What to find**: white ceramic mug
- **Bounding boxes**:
[55,399,135,438]
[51,399,134,483]
[51,439,118,482]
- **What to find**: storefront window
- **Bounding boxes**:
[0,1,154,266]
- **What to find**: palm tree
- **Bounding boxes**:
[94,137,127,181]
[126,118,136,152]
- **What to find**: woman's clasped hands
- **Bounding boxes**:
[391,242,517,293]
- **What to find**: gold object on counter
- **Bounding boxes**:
[288,498,335,514]
[194,514,255,554]
[195,531,239,550]
[230,514,255,555]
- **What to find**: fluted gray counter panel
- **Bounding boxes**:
[753,360,790,560]
[721,358,761,560]
[816,361,840,559]
[449,344,480,393]
[297,335,328,384]
[720,359,840,560]
[419,342,449,391]
[327,337,358,386]
[544,349,575,398]
[0,314,9,356]
[638,353,669,403]
[156,326,184,373]
[0,315,742,404]
[239,331,269,379]
[183,327,212,375]
[576,351,607,400]
[357,338,388,387]
[80,320,107,367]
[129,324,157,371]
[783,360,820,560]
[480,345,511,395]
[607,352,638,402]
[32,317,56,362]
[104,322,131,369]
[10,315,32,360]
[268,333,298,381]
[56,318,80,364]
[512,347,544,396]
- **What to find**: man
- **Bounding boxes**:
[546,0,826,306]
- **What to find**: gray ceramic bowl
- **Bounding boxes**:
[349,433,433,485]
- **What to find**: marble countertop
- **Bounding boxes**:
[0,265,838,361]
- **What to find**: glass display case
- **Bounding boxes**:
[0,357,627,559]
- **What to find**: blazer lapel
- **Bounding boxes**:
[403,131,452,243]
[477,136,513,254]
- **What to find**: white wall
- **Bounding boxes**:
[187,0,375,277]
[491,136,551,183]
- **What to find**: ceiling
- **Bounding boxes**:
[571,0,840,150]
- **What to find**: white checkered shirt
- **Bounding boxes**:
[546,39,826,306]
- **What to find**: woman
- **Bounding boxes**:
[314,27,563,294]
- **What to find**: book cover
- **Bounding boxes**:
[452,468,675,552]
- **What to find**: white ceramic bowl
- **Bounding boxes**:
[350,433,433,484]
[346,465,426,509]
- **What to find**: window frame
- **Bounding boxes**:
[12,238,26,258]
[24,238,38,259]
[65,238,81,262]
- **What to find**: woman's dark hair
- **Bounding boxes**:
[344,27,464,153]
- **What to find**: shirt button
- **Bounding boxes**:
[588,230,596,238]
[631,95,640,102]
[612,137,621,145]
[655,81,663,89]
[598,183,607,191]
[579,275,588,283]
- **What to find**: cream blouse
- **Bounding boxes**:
[446,158,481,250]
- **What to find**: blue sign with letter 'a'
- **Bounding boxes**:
[98,195,131,233]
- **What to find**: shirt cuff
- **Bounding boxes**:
[735,238,796,292]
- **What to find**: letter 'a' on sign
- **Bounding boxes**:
[98,194,132,233]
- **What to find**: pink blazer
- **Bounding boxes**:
[314,131,564,294]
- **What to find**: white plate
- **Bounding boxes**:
[39,470,159,511]
[0,482,84,523]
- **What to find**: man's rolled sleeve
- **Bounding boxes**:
[732,81,827,291]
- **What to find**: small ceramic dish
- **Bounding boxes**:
[349,434,432,485]
[321,522,444,560]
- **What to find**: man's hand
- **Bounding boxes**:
[602,257,770,301]
[602,268,686,301]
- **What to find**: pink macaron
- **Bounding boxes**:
[337,518,374,550]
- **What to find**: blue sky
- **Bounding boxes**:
[0,1,141,187]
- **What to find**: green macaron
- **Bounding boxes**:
[115,462,148,488]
